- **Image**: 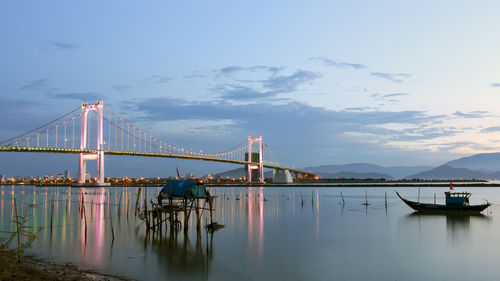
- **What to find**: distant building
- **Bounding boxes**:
[0,175,5,182]
[56,174,65,180]
[45,174,55,181]
[64,170,70,179]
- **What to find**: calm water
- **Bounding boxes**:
[0,185,499,281]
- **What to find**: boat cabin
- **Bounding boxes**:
[445,192,471,206]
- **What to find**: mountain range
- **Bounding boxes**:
[212,152,500,180]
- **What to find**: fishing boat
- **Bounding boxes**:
[396,191,490,213]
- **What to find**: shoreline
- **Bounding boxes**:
[0,250,132,281]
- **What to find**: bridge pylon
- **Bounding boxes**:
[77,100,107,185]
[247,136,264,183]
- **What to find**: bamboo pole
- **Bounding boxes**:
[340,192,345,205]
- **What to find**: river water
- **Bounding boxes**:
[0,185,499,281]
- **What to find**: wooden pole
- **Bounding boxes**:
[340,192,345,205]
[50,199,54,233]
[208,194,214,225]
[135,187,142,216]
[183,198,188,232]
[434,193,436,204]
[195,199,201,231]
[14,198,21,262]
[418,188,421,203]
[301,192,304,208]
[385,192,387,209]
[145,188,149,230]
[82,195,87,241]
[118,191,123,217]
[108,199,115,241]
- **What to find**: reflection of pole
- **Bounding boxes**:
[14,198,20,262]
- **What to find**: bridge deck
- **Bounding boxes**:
[0,146,316,177]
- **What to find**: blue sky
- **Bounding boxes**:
[2,1,500,177]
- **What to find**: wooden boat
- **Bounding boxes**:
[396,191,490,213]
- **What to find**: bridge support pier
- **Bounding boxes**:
[77,101,108,186]
[247,136,264,183]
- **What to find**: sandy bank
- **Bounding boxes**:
[0,250,133,281]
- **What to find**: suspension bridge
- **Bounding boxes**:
[0,101,315,185]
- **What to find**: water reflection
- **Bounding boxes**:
[406,212,490,243]
[2,185,500,281]
[135,229,213,280]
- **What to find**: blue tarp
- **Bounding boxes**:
[159,180,207,200]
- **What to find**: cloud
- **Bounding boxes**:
[129,97,439,129]
[215,65,284,78]
[20,78,51,91]
[480,126,500,133]
[263,70,320,93]
[382,93,409,98]
[0,98,53,134]
[370,93,409,104]
[371,72,411,83]
[217,85,270,100]
[46,40,78,50]
[218,66,246,76]
[490,83,500,87]
[310,57,367,69]
[113,84,132,92]
[213,69,319,101]
[116,96,454,167]
[183,71,209,79]
[453,111,489,118]
[48,92,101,101]
[145,75,172,84]
[344,107,376,112]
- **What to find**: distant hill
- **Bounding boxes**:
[303,163,432,179]
[211,153,500,180]
[444,153,500,173]
[406,165,490,180]
[208,167,273,179]
[317,171,393,179]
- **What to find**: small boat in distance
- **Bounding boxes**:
[396,191,490,213]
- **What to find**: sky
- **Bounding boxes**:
[2,1,500,177]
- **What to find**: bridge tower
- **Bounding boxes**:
[78,101,105,185]
[247,136,264,183]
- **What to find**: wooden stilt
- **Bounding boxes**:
[135,187,142,216]
[195,199,201,231]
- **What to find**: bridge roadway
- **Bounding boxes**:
[0,146,316,178]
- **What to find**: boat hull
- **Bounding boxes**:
[396,192,490,213]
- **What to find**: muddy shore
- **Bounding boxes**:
[0,250,133,281]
